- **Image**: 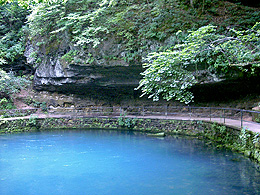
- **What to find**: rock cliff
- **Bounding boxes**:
[25,37,145,98]
[23,0,260,105]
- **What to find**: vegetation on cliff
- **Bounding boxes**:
[0,0,260,105]
[137,23,260,103]
[26,0,260,66]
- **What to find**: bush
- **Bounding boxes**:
[117,115,136,128]
[0,69,31,96]
[0,98,15,110]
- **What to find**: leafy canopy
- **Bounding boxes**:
[24,0,260,66]
[137,23,260,104]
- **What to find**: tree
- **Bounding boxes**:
[26,0,111,65]
[136,23,260,104]
[0,1,28,66]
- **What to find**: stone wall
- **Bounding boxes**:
[1,117,210,134]
[1,116,260,163]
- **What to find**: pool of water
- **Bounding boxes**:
[0,129,260,195]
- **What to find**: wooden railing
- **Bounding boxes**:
[1,106,260,128]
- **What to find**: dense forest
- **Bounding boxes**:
[0,0,260,108]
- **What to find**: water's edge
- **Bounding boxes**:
[1,116,260,164]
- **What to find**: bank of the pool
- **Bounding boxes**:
[1,116,260,164]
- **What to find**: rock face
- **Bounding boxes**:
[25,31,227,104]
[33,59,143,93]
[25,37,144,99]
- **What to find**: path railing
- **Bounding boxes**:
[1,106,260,128]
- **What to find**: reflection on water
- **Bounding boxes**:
[0,130,260,195]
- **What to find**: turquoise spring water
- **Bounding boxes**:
[0,129,260,195]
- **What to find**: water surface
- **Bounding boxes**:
[0,130,260,195]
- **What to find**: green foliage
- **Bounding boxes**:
[40,101,47,112]
[136,49,197,103]
[0,68,30,109]
[117,114,136,128]
[252,133,260,145]
[0,1,28,65]
[22,0,260,67]
[27,0,110,64]
[239,127,252,148]
[105,0,200,62]
[184,23,260,73]
[0,97,15,109]
[207,123,233,143]
[28,115,39,128]
[0,69,31,96]
[137,23,260,103]
[203,123,260,156]
[1,0,260,86]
